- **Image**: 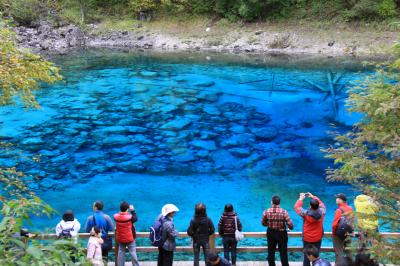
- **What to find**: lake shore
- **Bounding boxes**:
[14,19,397,58]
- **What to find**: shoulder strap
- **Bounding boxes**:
[234,216,238,230]
[93,214,97,226]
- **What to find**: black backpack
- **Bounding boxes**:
[335,208,354,240]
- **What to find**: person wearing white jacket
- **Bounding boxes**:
[56,210,81,243]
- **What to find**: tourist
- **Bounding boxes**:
[187,203,215,266]
[114,201,139,266]
[87,225,104,266]
[303,245,331,266]
[84,200,114,262]
[332,193,354,264]
[208,253,232,266]
[261,195,294,266]
[294,192,326,266]
[354,194,379,245]
[218,203,242,266]
[55,210,81,242]
[158,204,179,266]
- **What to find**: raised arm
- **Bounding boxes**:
[294,193,306,217]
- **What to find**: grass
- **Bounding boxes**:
[75,13,398,55]
[89,17,138,35]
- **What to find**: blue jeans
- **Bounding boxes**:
[117,241,140,266]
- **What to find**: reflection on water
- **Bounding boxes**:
[0,49,372,259]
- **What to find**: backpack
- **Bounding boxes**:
[58,224,74,239]
[335,208,354,240]
[149,217,164,247]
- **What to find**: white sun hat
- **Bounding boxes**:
[161,204,179,217]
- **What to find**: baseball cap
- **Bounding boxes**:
[335,193,347,202]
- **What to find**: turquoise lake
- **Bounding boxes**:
[0,49,375,259]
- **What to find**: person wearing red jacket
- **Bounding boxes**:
[332,193,353,265]
[294,192,326,266]
[114,201,139,266]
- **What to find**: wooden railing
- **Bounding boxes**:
[29,231,400,266]
[33,231,400,256]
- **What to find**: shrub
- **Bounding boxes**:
[377,0,397,18]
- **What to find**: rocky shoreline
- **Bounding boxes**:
[13,21,396,57]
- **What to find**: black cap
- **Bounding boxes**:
[335,193,347,202]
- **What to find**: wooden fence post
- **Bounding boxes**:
[114,230,119,266]
[209,234,216,254]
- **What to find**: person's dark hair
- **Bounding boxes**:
[94,200,104,211]
[224,203,233,213]
[208,253,219,263]
[195,203,206,216]
[310,199,319,210]
[120,201,129,212]
[62,210,74,222]
[303,245,319,258]
[93,225,101,235]
[272,195,280,205]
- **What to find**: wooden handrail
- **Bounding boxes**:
[30,231,399,265]
[33,231,400,240]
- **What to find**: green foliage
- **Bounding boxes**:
[3,0,397,24]
[377,0,397,18]
[129,0,157,13]
[0,196,89,265]
[0,0,61,26]
[339,0,397,21]
[0,25,61,108]
[162,0,399,22]
[0,20,88,266]
[325,45,400,263]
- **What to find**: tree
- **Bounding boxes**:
[0,24,61,108]
[325,44,400,263]
[0,21,87,265]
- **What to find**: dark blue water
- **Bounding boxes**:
[0,49,373,258]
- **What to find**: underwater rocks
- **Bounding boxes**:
[191,140,217,151]
[139,71,159,78]
[21,137,44,146]
[194,81,215,87]
[5,76,305,184]
[250,126,278,141]
[160,117,192,130]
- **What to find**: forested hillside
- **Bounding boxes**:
[0,0,398,26]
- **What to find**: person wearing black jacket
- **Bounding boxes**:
[187,203,215,266]
[218,204,242,266]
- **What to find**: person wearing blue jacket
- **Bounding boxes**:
[85,200,114,262]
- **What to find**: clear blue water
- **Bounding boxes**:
[0,49,374,259]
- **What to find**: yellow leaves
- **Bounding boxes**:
[0,27,62,108]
